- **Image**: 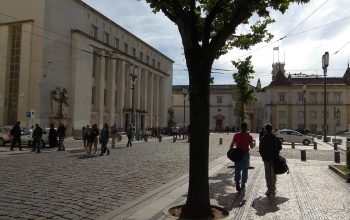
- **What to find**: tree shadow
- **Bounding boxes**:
[209,171,245,212]
[251,195,289,216]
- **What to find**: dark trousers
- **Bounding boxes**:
[100,141,109,154]
[32,138,41,152]
[127,135,132,147]
[11,137,21,150]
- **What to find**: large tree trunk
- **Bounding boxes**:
[180,51,213,219]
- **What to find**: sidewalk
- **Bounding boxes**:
[98,156,350,220]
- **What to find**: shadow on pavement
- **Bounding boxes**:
[251,195,289,216]
[68,154,99,159]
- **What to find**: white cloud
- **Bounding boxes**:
[83,0,350,87]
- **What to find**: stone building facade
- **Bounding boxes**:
[258,62,350,134]
[0,0,173,133]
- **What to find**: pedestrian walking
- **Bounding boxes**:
[126,123,135,147]
[99,123,110,156]
[110,123,118,148]
[82,125,90,151]
[259,123,282,197]
[91,124,99,153]
[48,123,57,148]
[229,122,254,192]
[57,122,66,151]
[10,121,22,151]
[31,123,43,153]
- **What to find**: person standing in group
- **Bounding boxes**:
[259,123,282,197]
[82,126,89,151]
[10,121,22,151]
[48,123,57,148]
[110,123,118,149]
[229,122,254,192]
[99,123,110,156]
[32,123,43,153]
[57,122,66,151]
[91,124,99,154]
[126,123,135,147]
[259,127,265,140]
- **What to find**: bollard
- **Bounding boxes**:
[219,138,223,145]
[144,135,148,142]
[158,135,162,142]
[292,142,295,149]
[301,149,306,161]
[313,142,317,150]
[334,151,340,163]
[173,136,176,142]
[334,143,338,151]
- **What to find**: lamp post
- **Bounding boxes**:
[182,87,187,125]
[322,52,329,142]
[130,65,138,126]
[303,84,307,133]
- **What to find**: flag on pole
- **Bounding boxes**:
[273,46,279,50]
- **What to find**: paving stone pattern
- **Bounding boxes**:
[0,133,347,219]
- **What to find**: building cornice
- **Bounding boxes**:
[0,19,34,26]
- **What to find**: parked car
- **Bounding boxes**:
[21,127,50,148]
[0,126,13,146]
[275,129,315,145]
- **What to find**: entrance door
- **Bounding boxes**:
[216,119,223,131]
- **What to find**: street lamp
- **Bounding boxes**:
[303,84,307,132]
[322,52,329,142]
[130,65,139,126]
[182,87,187,125]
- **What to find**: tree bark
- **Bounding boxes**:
[180,50,213,219]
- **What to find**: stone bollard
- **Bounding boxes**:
[313,142,317,150]
[334,143,338,151]
[158,135,162,142]
[334,151,340,163]
[173,136,176,142]
[144,135,148,142]
[219,138,223,145]
[301,149,306,161]
[292,142,295,149]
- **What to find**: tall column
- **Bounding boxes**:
[0,25,9,125]
[109,57,116,124]
[148,72,154,127]
[98,52,105,128]
[158,77,164,127]
[118,61,126,128]
[154,75,159,126]
[136,67,141,128]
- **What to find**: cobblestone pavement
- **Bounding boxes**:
[0,133,346,219]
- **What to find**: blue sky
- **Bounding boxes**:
[82,0,350,87]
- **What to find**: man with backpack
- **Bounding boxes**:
[32,123,43,153]
[10,121,22,151]
[259,123,282,197]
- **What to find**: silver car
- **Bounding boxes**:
[275,129,314,145]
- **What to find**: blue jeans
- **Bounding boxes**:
[234,151,250,183]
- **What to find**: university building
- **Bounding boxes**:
[0,0,173,134]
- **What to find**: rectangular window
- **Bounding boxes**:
[217,96,222,103]
[104,32,109,44]
[298,93,304,102]
[133,48,136,57]
[92,50,97,78]
[278,93,285,103]
[146,56,150,64]
[158,62,160,69]
[139,52,143,61]
[91,25,98,39]
[278,111,285,119]
[334,93,341,104]
[114,38,119,49]
[152,59,155,67]
[104,89,107,107]
[91,86,96,105]
[124,43,128,54]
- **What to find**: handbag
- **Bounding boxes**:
[273,155,290,174]
[227,148,244,163]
